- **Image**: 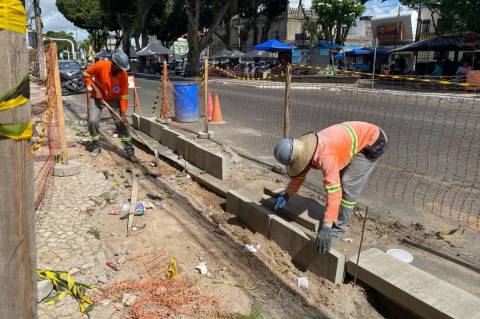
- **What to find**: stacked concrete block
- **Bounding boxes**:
[262,196,323,232]
[133,115,228,180]
[226,190,345,284]
[226,191,272,237]
[346,248,480,319]
[131,113,140,128]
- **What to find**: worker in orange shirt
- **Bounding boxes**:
[273,122,387,254]
[83,52,138,162]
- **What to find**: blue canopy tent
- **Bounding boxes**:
[334,47,390,59]
[254,40,294,52]
[317,40,343,50]
[334,47,390,72]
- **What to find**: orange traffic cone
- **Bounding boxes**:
[207,91,214,120]
[210,94,225,124]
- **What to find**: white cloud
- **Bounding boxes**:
[39,0,89,41]
[289,0,312,8]
[290,0,409,17]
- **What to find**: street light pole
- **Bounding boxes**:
[237,25,244,50]
[45,37,77,60]
[33,0,46,79]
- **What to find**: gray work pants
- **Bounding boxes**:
[332,152,377,237]
[88,98,134,155]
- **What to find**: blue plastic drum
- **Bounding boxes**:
[173,82,199,122]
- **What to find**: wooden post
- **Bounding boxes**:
[371,38,378,90]
[161,61,169,120]
[127,178,139,235]
[283,64,292,138]
[0,4,37,317]
[51,42,69,165]
[204,56,209,133]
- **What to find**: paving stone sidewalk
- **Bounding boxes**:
[35,160,113,319]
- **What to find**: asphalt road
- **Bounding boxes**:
[67,77,480,230]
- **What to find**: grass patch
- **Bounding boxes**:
[234,305,263,319]
[87,227,101,239]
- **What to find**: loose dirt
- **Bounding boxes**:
[71,126,385,319]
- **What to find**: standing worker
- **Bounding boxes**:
[83,52,138,162]
[273,122,387,254]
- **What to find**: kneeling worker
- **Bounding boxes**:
[83,51,138,162]
[273,122,387,254]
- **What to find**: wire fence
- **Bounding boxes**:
[159,63,480,233]
[31,44,61,211]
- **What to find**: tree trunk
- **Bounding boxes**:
[224,16,231,49]
[186,0,201,76]
[134,36,141,50]
[142,30,149,48]
[335,22,342,44]
[252,22,259,45]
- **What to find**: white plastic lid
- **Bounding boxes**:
[387,249,414,264]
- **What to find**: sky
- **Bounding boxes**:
[38,0,89,42]
[38,0,409,43]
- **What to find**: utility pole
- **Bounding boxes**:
[33,0,46,79]
[0,0,37,317]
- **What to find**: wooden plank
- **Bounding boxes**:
[51,42,69,165]
[0,27,37,318]
[127,178,139,235]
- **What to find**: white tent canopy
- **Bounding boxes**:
[136,40,171,56]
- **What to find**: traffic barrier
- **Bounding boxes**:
[210,94,224,124]
[207,91,213,120]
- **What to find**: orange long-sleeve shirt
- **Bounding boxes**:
[83,60,129,112]
[286,121,380,222]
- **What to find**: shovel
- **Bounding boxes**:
[100,98,160,166]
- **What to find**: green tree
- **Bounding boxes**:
[401,0,480,35]
[56,0,109,51]
[185,0,234,75]
[311,0,365,44]
[149,0,188,48]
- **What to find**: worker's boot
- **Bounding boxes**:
[90,148,101,157]
[90,140,102,157]
[127,152,139,163]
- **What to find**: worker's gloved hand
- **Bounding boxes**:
[273,193,289,211]
[315,223,332,254]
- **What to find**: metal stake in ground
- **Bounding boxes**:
[127,177,139,235]
[198,56,212,139]
[354,206,369,284]
[283,64,292,138]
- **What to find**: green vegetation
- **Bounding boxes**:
[87,227,100,239]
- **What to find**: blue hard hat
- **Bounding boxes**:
[274,138,294,166]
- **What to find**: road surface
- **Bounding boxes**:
[66,76,480,231]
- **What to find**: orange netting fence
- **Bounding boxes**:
[31,43,61,210]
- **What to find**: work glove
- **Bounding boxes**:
[273,193,289,211]
[315,223,332,254]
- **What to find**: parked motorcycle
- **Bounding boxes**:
[60,70,86,95]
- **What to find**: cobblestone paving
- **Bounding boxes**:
[36,160,113,319]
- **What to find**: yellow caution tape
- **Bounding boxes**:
[164,258,177,280]
[0,121,32,140]
[37,269,99,314]
[0,74,29,111]
[0,0,26,33]
[293,64,472,87]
